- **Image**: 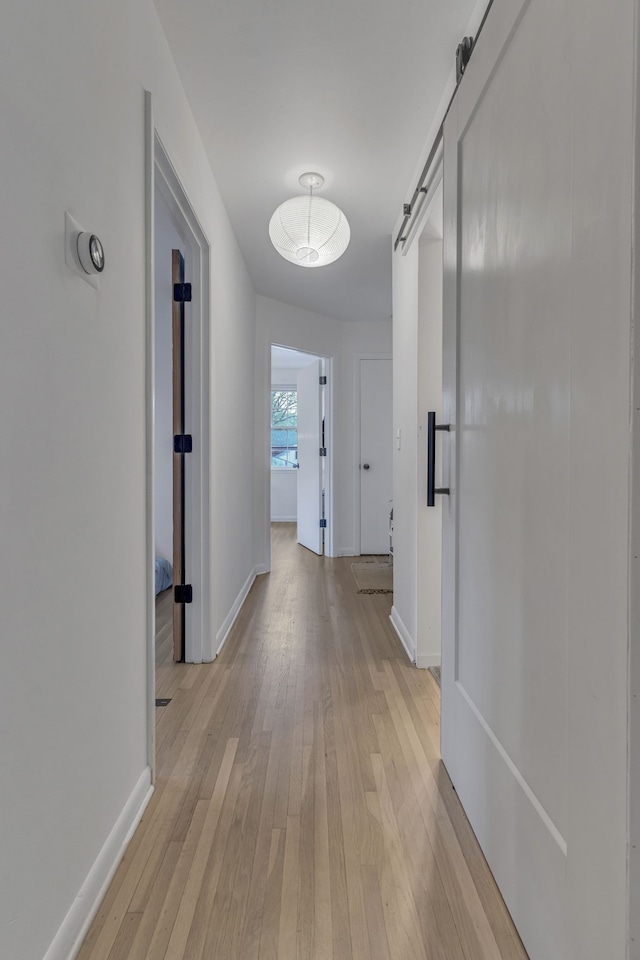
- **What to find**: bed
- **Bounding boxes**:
[154,557,173,595]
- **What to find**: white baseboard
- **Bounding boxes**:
[254,564,269,575]
[389,606,416,664]
[337,548,356,557]
[215,567,257,656]
[270,515,296,522]
[44,767,153,960]
[416,653,441,669]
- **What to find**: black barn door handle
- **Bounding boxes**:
[427,411,451,507]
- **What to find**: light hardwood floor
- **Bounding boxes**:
[78,523,528,960]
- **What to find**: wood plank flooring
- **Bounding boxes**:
[78,523,528,960]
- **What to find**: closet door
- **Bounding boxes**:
[442,1,571,956]
[441,2,633,958]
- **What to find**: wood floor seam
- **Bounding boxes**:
[78,524,528,960]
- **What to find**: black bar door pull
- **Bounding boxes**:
[427,411,451,506]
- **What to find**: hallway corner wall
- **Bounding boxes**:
[0,2,256,957]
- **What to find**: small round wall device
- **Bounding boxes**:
[76,231,105,275]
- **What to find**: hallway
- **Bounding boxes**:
[78,524,527,960]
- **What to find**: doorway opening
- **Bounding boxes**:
[145,93,212,774]
[269,344,332,560]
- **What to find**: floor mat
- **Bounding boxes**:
[351,560,393,594]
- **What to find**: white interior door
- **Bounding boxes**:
[441,1,570,957]
[360,359,392,554]
[296,360,323,554]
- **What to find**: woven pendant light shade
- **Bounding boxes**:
[269,186,350,268]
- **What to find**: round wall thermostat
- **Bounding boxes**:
[77,232,105,275]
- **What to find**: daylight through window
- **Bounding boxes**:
[271,389,298,468]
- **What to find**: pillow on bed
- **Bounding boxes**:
[154,557,173,595]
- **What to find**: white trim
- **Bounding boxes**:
[271,515,297,522]
[337,548,357,557]
[456,682,567,855]
[43,769,153,960]
[254,564,269,576]
[416,653,441,669]
[389,606,416,664]
[144,92,156,777]
[215,567,258,657]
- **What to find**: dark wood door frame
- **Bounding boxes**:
[172,248,186,662]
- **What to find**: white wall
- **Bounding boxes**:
[154,191,186,563]
[391,242,419,659]
[271,366,299,521]
[0,3,255,958]
[416,231,443,668]
[255,296,392,566]
[631,16,640,950]
[270,472,297,521]
[271,366,301,386]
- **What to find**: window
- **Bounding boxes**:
[271,389,297,468]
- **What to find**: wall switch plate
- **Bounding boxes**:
[65,211,100,290]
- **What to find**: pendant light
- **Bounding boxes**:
[268,172,350,268]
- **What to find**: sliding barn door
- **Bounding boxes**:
[440,1,634,958]
[442,0,571,956]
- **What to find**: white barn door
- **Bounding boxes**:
[440,0,633,958]
[442,2,569,953]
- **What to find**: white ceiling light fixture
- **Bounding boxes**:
[269,172,350,268]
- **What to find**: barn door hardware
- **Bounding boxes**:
[456,36,474,82]
[394,0,497,252]
[427,411,450,506]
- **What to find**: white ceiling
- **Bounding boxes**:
[153,0,478,323]
[272,345,319,369]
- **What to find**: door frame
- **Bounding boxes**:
[353,353,392,555]
[264,341,334,569]
[144,92,212,773]
[295,358,324,555]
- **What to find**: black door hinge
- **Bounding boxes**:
[319,375,327,385]
[319,447,327,457]
[174,584,193,604]
[173,282,192,303]
[320,518,327,528]
[174,434,193,454]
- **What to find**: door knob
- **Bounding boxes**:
[363,463,370,470]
